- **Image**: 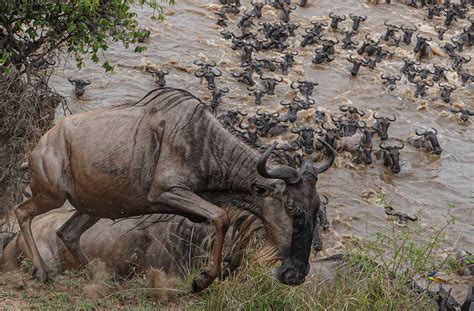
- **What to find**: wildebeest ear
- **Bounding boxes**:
[252,184,273,196]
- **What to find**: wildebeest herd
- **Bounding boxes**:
[3,0,473,308]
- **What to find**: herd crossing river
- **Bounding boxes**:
[49,0,473,257]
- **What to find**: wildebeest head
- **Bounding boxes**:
[434,25,447,40]
[349,14,367,31]
[247,86,266,105]
[321,121,341,147]
[250,0,265,18]
[415,128,443,154]
[279,5,296,23]
[356,121,374,165]
[373,112,396,140]
[151,69,169,87]
[68,78,91,98]
[255,141,335,286]
[292,127,316,154]
[339,104,365,120]
[329,13,346,30]
[401,24,417,45]
[450,107,474,122]
[413,35,432,60]
[347,54,368,76]
[279,99,304,123]
[218,110,247,127]
[260,75,283,95]
[439,83,457,103]
[380,73,401,91]
[380,142,404,174]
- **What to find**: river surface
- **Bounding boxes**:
[49,0,473,256]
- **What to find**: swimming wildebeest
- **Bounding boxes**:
[68,78,91,98]
[14,88,335,292]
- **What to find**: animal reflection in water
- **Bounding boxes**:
[15,88,335,291]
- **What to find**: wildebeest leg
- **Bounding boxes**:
[15,197,63,283]
[157,188,229,292]
[313,227,323,252]
[56,211,100,266]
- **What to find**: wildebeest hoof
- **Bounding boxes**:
[33,268,50,284]
[191,269,215,292]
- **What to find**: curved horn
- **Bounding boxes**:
[387,114,396,122]
[193,60,204,66]
[84,80,91,85]
[222,87,229,93]
[213,68,222,77]
[339,105,349,112]
[394,142,404,149]
[329,12,335,18]
[256,142,301,184]
[357,109,366,116]
[321,194,329,205]
[68,77,75,83]
[315,139,336,174]
[415,129,427,136]
[256,108,265,115]
[373,112,382,120]
[236,110,248,116]
[430,128,438,135]
[195,71,205,78]
[379,143,389,150]
[381,73,388,79]
[275,76,283,82]
[290,82,299,89]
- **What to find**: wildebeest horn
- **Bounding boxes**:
[212,68,222,77]
[272,112,280,118]
[430,128,437,135]
[236,110,248,116]
[373,112,382,120]
[394,142,404,149]
[349,13,355,19]
[280,100,290,106]
[84,80,91,85]
[247,86,256,91]
[222,87,229,93]
[195,71,205,78]
[68,77,75,83]
[193,60,204,66]
[331,115,342,123]
[361,15,367,21]
[380,143,388,150]
[315,139,336,174]
[257,142,301,184]
[275,76,283,82]
[321,194,329,205]
[290,82,299,89]
[387,114,396,122]
[339,105,348,112]
[357,109,366,116]
[415,129,426,136]
[329,12,335,18]
[291,51,298,55]
[256,108,265,116]
[232,71,242,78]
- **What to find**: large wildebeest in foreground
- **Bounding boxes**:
[15,87,335,292]
[2,210,210,278]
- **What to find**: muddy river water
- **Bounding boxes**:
[49,1,473,257]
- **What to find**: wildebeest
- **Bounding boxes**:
[380,73,401,91]
[338,121,374,165]
[347,54,368,76]
[413,35,433,60]
[329,13,346,30]
[449,107,474,122]
[68,78,91,98]
[14,88,335,291]
[401,24,417,45]
[373,112,396,141]
[408,128,443,155]
[349,14,367,31]
[312,194,329,252]
[150,69,169,87]
[379,142,404,174]
[438,83,457,103]
[209,87,229,112]
[3,210,210,278]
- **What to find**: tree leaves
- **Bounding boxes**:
[0,0,175,76]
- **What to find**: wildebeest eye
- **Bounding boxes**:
[253,184,271,196]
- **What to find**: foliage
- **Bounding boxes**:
[0,0,175,80]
